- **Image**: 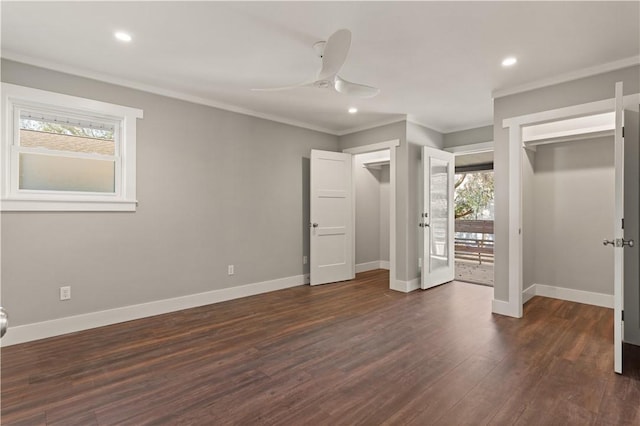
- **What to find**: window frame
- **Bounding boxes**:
[1,83,143,211]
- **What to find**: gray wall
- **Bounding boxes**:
[339,121,444,284]
[493,65,640,302]
[530,137,615,295]
[1,59,339,326]
[443,125,493,149]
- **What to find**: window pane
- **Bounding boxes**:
[19,113,115,155]
[19,153,115,193]
[430,158,450,272]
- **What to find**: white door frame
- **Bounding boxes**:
[499,92,640,318]
[343,139,400,290]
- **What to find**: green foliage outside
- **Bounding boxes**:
[454,172,494,219]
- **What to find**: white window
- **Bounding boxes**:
[1,83,143,211]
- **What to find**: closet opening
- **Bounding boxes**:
[353,150,391,277]
[521,132,615,308]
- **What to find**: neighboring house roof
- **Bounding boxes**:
[20,129,114,156]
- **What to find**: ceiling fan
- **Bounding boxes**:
[253,29,380,98]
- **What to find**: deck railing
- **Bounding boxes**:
[455,220,494,264]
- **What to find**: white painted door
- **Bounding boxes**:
[310,150,354,285]
[421,146,455,289]
[612,82,626,374]
[623,108,640,347]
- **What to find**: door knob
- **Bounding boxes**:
[311,223,318,228]
[603,238,635,247]
[0,307,8,338]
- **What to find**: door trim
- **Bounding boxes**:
[344,139,400,291]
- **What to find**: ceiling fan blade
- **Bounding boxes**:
[334,75,380,98]
[317,29,352,81]
[251,81,314,92]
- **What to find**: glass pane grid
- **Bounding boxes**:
[430,158,450,271]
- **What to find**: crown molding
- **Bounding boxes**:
[336,116,408,137]
[492,55,640,99]
[1,51,340,136]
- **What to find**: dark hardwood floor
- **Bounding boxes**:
[1,270,639,425]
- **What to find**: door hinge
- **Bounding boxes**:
[622,310,624,321]
[622,218,624,229]
[622,126,625,138]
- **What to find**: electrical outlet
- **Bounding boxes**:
[60,286,71,301]
[303,255,308,265]
[228,264,234,275]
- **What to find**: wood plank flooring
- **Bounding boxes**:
[1,270,639,425]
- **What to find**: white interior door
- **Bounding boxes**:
[422,146,455,289]
[310,150,354,285]
[612,82,626,374]
[623,108,640,347]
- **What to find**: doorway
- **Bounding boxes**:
[353,150,391,274]
[453,152,495,287]
[343,140,399,290]
[502,84,640,374]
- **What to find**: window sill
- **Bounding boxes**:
[1,198,137,212]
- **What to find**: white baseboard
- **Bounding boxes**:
[355,260,390,273]
[1,273,310,347]
[492,298,521,317]
[523,284,536,304]
[391,278,420,293]
[524,283,613,309]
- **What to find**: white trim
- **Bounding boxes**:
[344,139,399,292]
[441,121,494,134]
[391,278,420,293]
[356,261,382,273]
[337,117,408,136]
[492,56,640,99]
[1,83,142,211]
[343,139,401,154]
[0,273,309,347]
[492,298,519,317]
[445,141,494,155]
[1,199,137,212]
[355,260,391,273]
[406,116,446,135]
[523,284,536,304]
[522,283,613,309]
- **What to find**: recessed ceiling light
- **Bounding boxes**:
[114,31,132,42]
[502,56,517,67]
[348,107,358,114]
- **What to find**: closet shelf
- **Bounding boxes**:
[362,157,390,169]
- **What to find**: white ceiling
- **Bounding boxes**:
[2,1,638,135]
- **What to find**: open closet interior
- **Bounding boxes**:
[521,113,616,303]
[354,150,390,273]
